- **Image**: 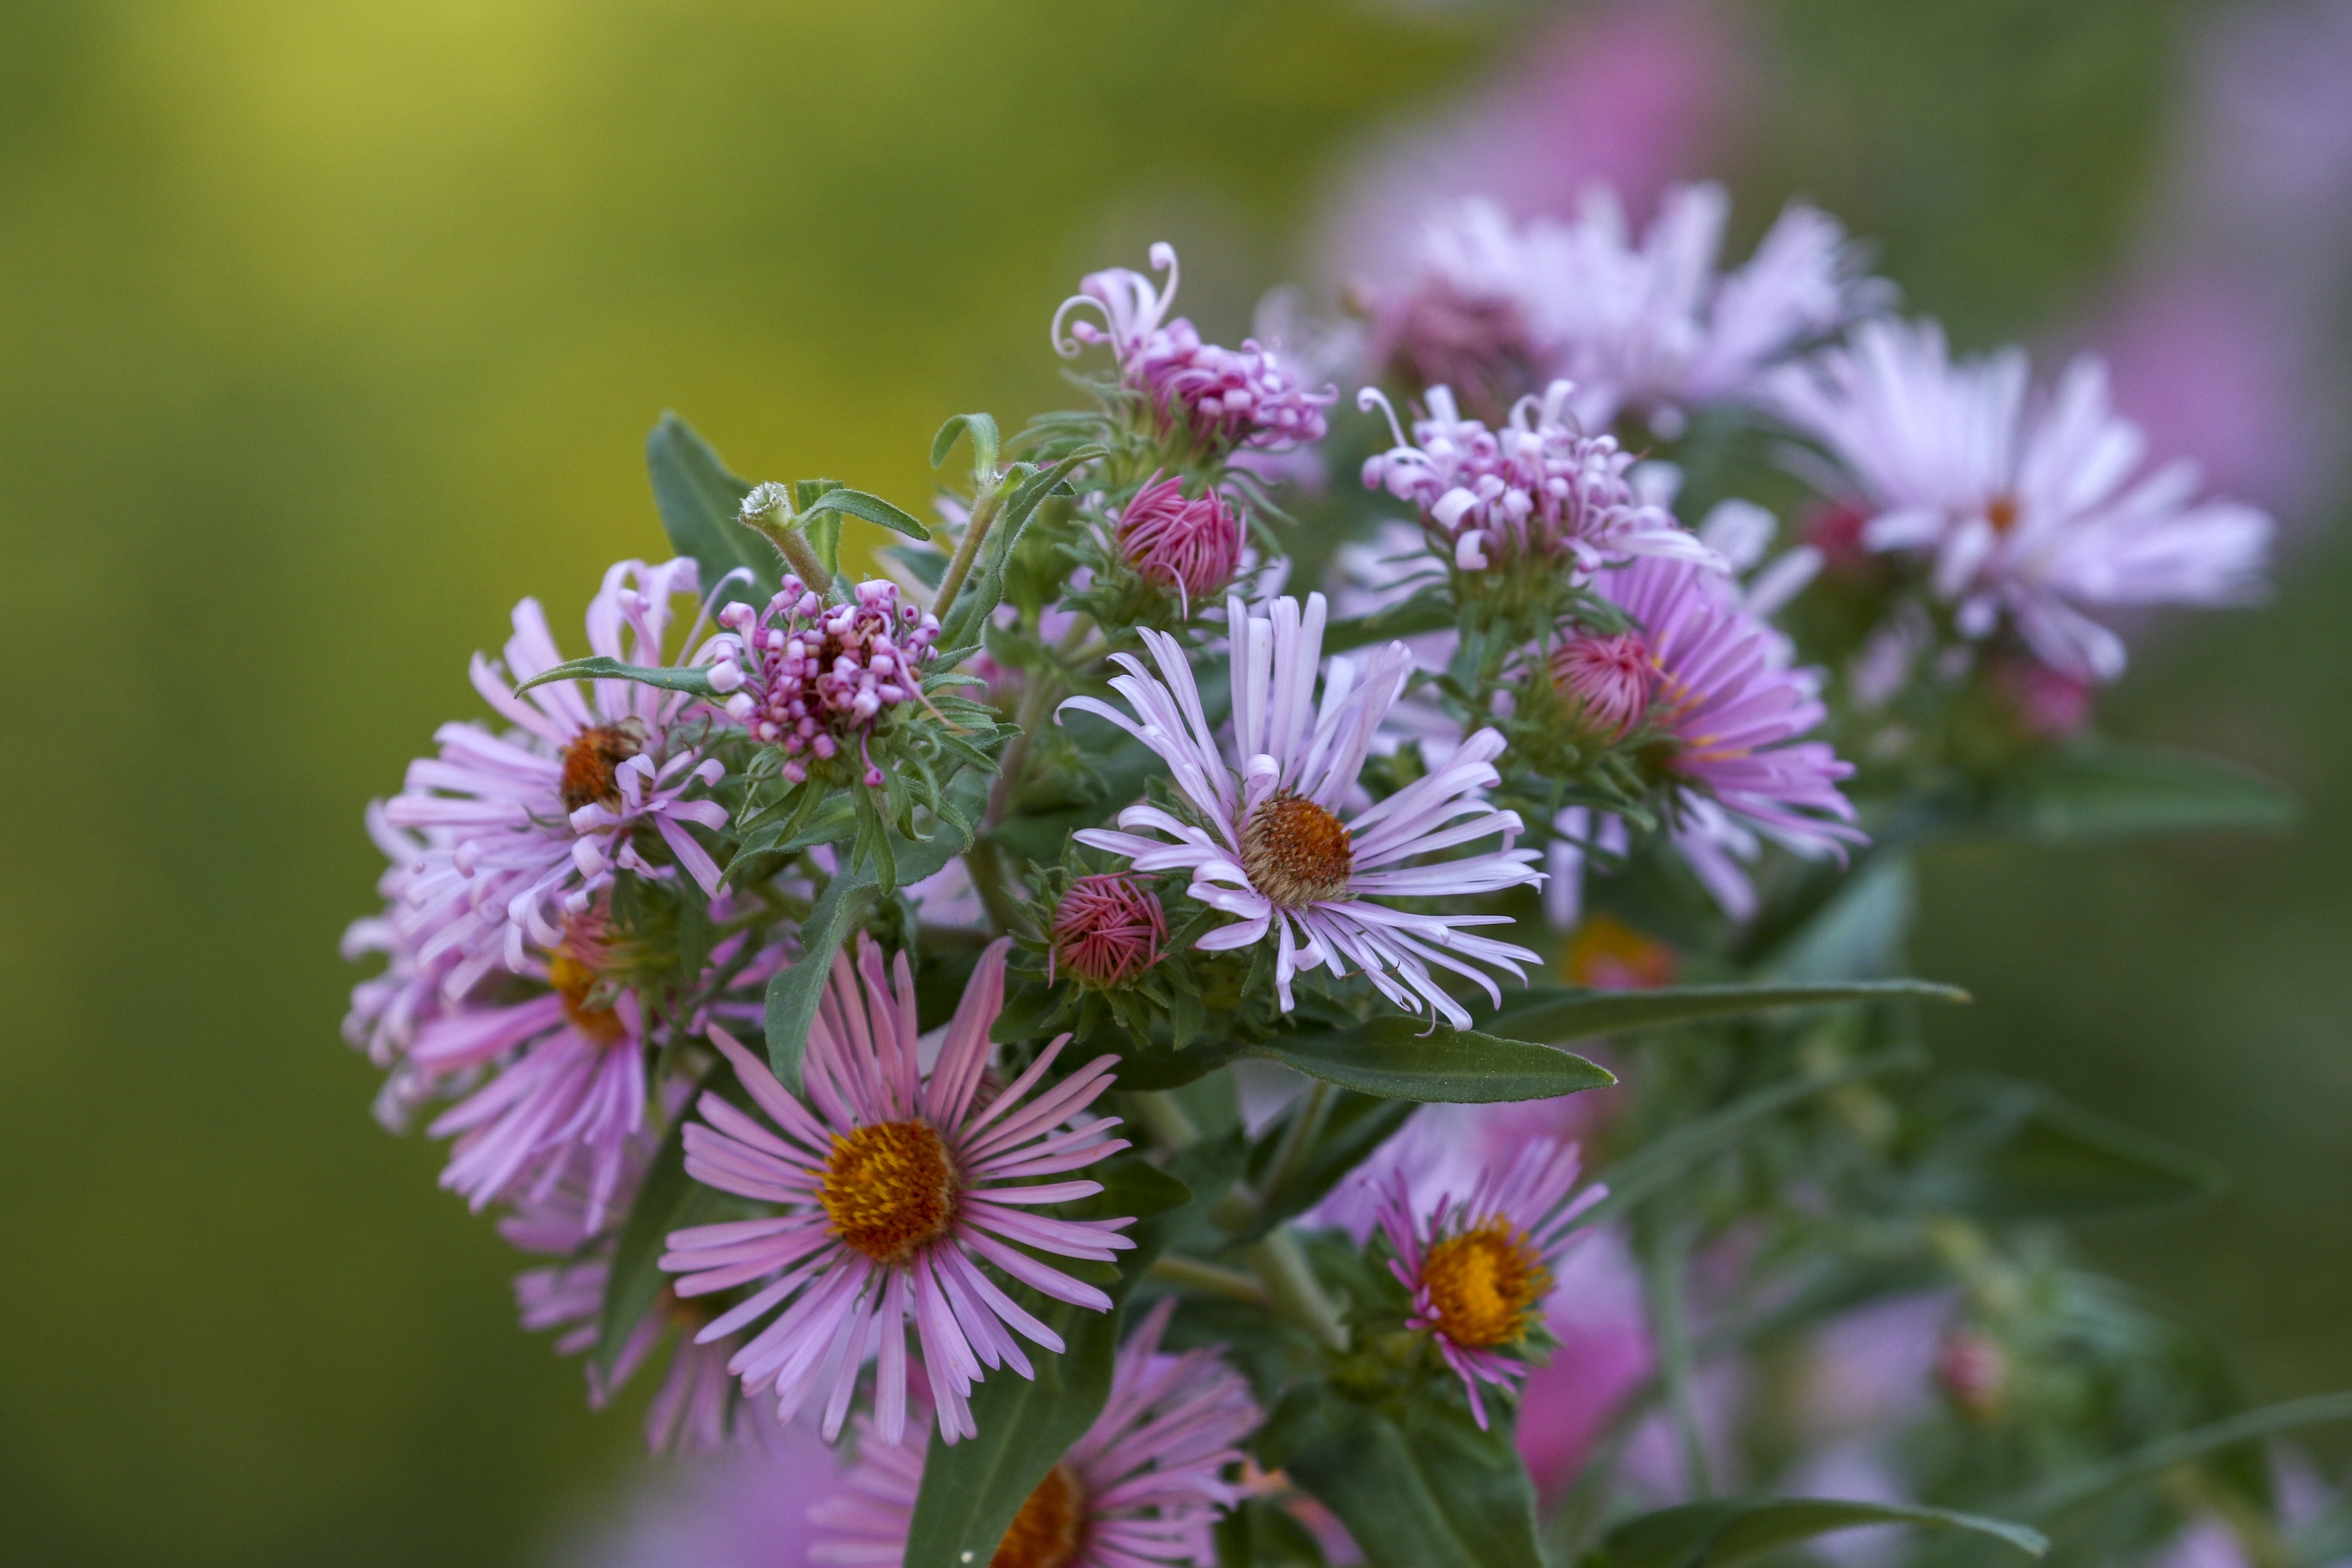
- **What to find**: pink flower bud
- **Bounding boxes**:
[1116,474,1244,604]
[1050,874,1167,988]
[1549,632,1654,742]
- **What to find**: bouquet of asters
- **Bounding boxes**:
[346,184,2331,1568]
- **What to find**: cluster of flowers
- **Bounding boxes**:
[346,163,2286,1568]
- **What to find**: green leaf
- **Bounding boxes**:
[1906,1076,2225,1222]
[901,1157,1191,1568]
[1484,980,1969,1045]
[801,485,932,541]
[1320,591,1455,654]
[1260,1385,1544,1568]
[1243,1016,1616,1104]
[763,872,881,1093]
[591,1063,734,1379]
[1216,1497,1331,1568]
[1240,1092,1416,1240]
[931,411,1000,476]
[1982,743,2297,843]
[646,413,773,610]
[513,653,722,699]
[1572,1045,1926,1231]
[1593,1498,2045,1568]
[2009,1392,2352,1520]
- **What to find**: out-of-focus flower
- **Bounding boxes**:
[1932,1325,2008,1422]
[382,559,729,971]
[1115,473,1246,610]
[1988,655,2095,740]
[1050,873,1167,989]
[1379,1137,1606,1428]
[714,575,942,787]
[1770,319,2274,681]
[1360,381,1723,576]
[658,938,1133,1446]
[1063,594,1542,1028]
[556,1424,845,1568]
[1564,914,1677,991]
[1054,244,1337,456]
[812,1299,1259,1568]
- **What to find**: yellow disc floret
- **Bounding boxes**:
[1421,1218,1552,1350]
[820,1119,959,1265]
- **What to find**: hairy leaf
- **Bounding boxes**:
[1246,1017,1616,1103]
[801,485,931,541]
[646,413,773,609]
[930,411,1000,477]
[514,653,722,698]
[763,873,879,1093]
[591,1062,745,1378]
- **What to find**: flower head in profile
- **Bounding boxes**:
[1063,593,1543,1029]
[1115,473,1246,610]
[1050,873,1167,990]
[383,559,730,971]
[1359,381,1722,576]
[1769,318,2273,681]
[658,937,1134,1446]
[1054,243,1337,456]
[1379,1137,1604,1428]
[711,574,942,786]
[812,1298,1259,1568]
[1375,197,1564,424]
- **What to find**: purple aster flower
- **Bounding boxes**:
[1053,243,1338,456]
[1050,873,1167,990]
[1769,318,2274,681]
[383,558,731,971]
[1062,593,1543,1029]
[658,936,1135,1447]
[1374,198,1566,424]
[810,1298,1259,1568]
[1378,1136,1607,1429]
[1358,381,1723,576]
[1541,182,1887,434]
[710,576,942,787]
[1115,472,1246,611]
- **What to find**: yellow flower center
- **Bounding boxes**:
[547,950,628,1045]
[1421,1219,1551,1350]
[1240,789,1354,908]
[1986,493,2022,534]
[991,1463,1089,1568]
[559,719,647,812]
[819,1119,959,1265]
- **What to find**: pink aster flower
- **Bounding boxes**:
[1358,380,1723,576]
[1769,318,2274,681]
[1378,1136,1606,1429]
[1115,473,1246,610]
[1375,197,1566,424]
[1053,243,1338,455]
[1062,593,1543,1029]
[811,1298,1259,1568]
[1541,182,1887,435]
[658,936,1135,1447]
[383,558,731,971]
[710,574,942,787]
[1050,873,1167,989]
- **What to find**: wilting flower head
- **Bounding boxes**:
[1769,318,2274,681]
[1054,243,1337,455]
[1550,630,1655,742]
[1050,874,1167,989]
[1359,381,1723,576]
[1114,473,1246,609]
[658,937,1134,1447]
[1541,183,1886,433]
[1376,198,1564,423]
[713,576,942,786]
[1380,1136,1605,1428]
[1062,593,1543,1028]
[383,559,730,972]
[812,1297,1259,1568]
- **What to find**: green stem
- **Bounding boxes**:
[960,836,1032,938]
[1255,1080,1334,1216]
[745,514,834,598]
[1242,1228,1347,1351]
[1130,1090,1201,1154]
[1641,1216,1713,1498]
[932,482,1004,626]
[1147,1254,1270,1307]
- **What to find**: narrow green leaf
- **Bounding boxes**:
[1907,1076,2225,1221]
[591,1063,734,1378]
[930,411,1000,476]
[1216,1497,1332,1568]
[1984,743,2297,843]
[763,873,880,1093]
[1485,979,1968,1045]
[2010,1392,2352,1521]
[901,1158,1191,1568]
[802,486,932,541]
[1320,591,1455,653]
[1240,1017,1616,1104]
[514,653,721,698]
[646,413,773,609]
[1595,1498,2046,1568]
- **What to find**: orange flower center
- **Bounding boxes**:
[1564,915,1676,992]
[820,1120,959,1264]
[1986,493,2022,534]
[559,719,647,812]
[1240,789,1354,908]
[547,950,628,1045]
[1421,1219,1551,1350]
[991,1463,1089,1568]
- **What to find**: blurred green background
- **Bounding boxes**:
[0,1,2343,1563]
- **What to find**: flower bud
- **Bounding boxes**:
[1116,474,1244,605]
[1934,1326,2007,1422]
[1050,874,1167,989]
[1549,632,1654,743]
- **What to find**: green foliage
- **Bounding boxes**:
[1590,1498,2046,1568]
[512,652,722,698]
[646,413,772,610]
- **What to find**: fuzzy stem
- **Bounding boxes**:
[1147,1254,1270,1307]
[1254,1080,1335,1217]
[745,515,834,597]
[932,482,1005,626]
[1642,1216,1713,1498]
[1130,1090,1202,1153]
[1242,1228,1348,1351]
[960,836,1032,939]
